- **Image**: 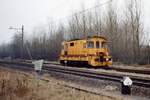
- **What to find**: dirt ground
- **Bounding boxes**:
[0,67,121,100]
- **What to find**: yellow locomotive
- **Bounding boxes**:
[59,36,112,67]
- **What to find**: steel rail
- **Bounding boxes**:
[26,60,150,75]
[15,59,150,75]
[43,65,150,87]
[0,60,150,88]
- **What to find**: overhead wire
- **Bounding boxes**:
[50,0,113,24]
[73,0,112,16]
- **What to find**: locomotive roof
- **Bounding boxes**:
[66,35,107,42]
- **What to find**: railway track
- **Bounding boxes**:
[26,60,150,75]
[0,60,150,88]
[52,63,150,75]
[17,59,150,75]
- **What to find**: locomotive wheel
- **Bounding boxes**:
[60,60,68,66]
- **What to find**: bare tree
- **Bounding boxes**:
[104,2,119,60]
[126,0,142,63]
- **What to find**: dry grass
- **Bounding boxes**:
[0,67,121,100]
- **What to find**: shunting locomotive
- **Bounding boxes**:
[59,36,112,67]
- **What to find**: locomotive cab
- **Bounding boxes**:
[85,37,112,67]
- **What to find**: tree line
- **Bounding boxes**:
[0,0,149,64]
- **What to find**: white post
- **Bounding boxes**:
[32,59,44,79]
[121,76,132,95]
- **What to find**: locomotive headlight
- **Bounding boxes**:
[106,58,109,61]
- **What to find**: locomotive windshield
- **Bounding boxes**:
[87,41,94,48]
[87,41,107,48]
[96,41,100,48]
[102,42,107,48]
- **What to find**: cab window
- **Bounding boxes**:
[102,42,107,48]
[70,42,74,46]
[96,41,100,48]
[87,41,94,48]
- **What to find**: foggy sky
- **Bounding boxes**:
[0,0,150,44]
